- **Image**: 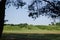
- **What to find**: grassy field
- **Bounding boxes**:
[1,24,60,40]
[3,24,60,33]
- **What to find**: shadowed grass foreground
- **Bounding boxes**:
[0,33,60,40]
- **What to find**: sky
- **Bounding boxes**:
[5,0,59,25]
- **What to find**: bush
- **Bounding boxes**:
[17,23,28,28]
[56,22,60,26]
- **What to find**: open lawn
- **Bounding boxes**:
[3,25,60,34]
[1,25,60,40]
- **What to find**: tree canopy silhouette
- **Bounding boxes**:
[28,0,60,19]
[5,0,26,9]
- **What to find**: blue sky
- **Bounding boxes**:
[5,0,59,25]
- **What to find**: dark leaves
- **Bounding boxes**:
[28,0,60,19]
[5,0,26,9]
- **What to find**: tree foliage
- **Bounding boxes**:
[5,0,60,20]
[5,0,26,9]
[28,0,60,19]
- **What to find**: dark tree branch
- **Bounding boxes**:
[43,0,60,12]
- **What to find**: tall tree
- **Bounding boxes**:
[0,0,26,38]
[0,0,6,38]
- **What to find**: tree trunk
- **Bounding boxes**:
[0,0,6,38]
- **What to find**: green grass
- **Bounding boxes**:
[2,24,60,40]
[3,25,60,34]
[35,25,60,30]
[1,33,60,40]
[3,25,60,31]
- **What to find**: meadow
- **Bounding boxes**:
[1,23,60,40]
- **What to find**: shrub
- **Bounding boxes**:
[17,23,28,28]
[56,22,60,26]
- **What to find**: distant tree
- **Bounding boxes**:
[56,22,60,26]
[18,23,28,28]
[51,22,55,25]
